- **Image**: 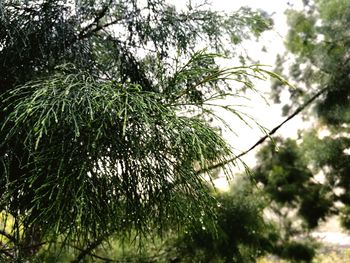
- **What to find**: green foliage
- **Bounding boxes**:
[168,179,277,263]
[1,66,233,240]
[255,138,312,204]
[0,0,276,261]
[0,0,272,91]
[252,137,332,262]
[285,10,316,57]
[272,0,350,123]
[300,131,350,225]
[38,179,278,263]
[254,137,333,230]
[339,207,350,230]
[266,0,350,243]
[279,241,315,263]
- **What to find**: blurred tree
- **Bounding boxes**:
[253,137,328,262]
[163,179,278,263]
[273,0,350,227]
[254,138,334,230]
[255,0,350,260]
[272,0,350,123]
[0,0,274,261]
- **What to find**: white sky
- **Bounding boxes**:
[199,0,304,163]
[168,0,306,187]
[198,0,306,187]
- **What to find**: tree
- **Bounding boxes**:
[251,0,350,259]
[0,0,274,261]
[252,137,327,262]
[254,137,334,229]
[158,179,278,263]
[274,0,350,227]
[35,179,281,263]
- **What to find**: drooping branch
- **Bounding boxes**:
[197,86,330,174]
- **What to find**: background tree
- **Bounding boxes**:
[272,0,350,228]
[253,137,326,262]
[251,0,350,260]
[158,179,278,263]
[254,137,334,230]
[0,0,275,261]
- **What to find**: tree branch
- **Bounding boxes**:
[197,86,329,174]
[0,230,16,244]
[69,244,115,262]
[78,0,114,37]
[70,235,109,263]
[78,19,122,40]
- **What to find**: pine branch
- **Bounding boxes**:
[197,86,329,174]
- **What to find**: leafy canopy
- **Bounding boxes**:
[0,0,275,259]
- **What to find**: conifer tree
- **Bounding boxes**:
[0,0,273,260]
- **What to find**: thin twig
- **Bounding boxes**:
[78,0,113,36]
[70,235,109,263]
[69,244,115,262]
[0,230,16,244]
[197,86,329,174]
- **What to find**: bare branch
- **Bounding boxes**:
[71,235,109,263]
[78,19,122,40]
[0,230,16,244]
[78,0,114,37]
[197,86,330,174]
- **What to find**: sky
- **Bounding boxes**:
[217,1,304,150]
[167,0,306,188]
[196,0,306,187]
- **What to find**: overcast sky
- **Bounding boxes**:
[197,0,306,187]
[166,0,306,186]
[206,0,304,159]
